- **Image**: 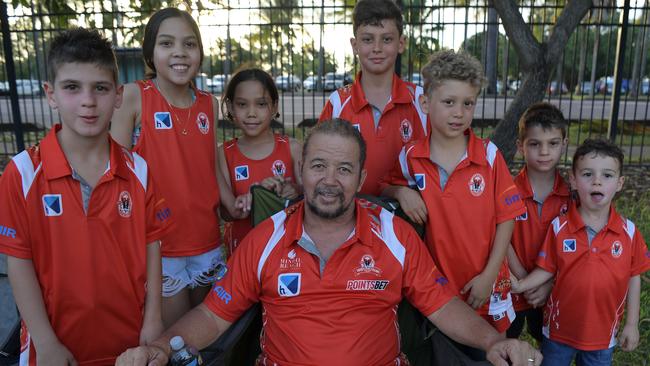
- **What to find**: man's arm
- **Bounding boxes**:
[117,304,232,366]
[428,297,542,366]
[461,219,514,309]
[8,257,77,365]
[140,241,164,345]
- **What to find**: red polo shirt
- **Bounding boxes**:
[204,199,455,366]
[536,203,650,350]
[318,72,427,195]
[0,125,172,365]
[511,167,569,311]
[383,130,525,317]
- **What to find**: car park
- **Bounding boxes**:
[275,75,302,92]
[323,72,353,91]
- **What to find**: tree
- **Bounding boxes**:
[490,0,592,162]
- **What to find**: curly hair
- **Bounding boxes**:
[421,49,485,95]
[572,139,624,175]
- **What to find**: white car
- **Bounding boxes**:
[275,75,302,92]
[209,74,230,94]
[302,75,322,92]
[15,79,42,96]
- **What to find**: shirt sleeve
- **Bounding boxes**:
[492,148,526,223]
[0,161,32,259]
[203,222,270,322]
[630,224,650,276]
[535,223,558,274]
[400,219,455,316]
[318,100,333,122]
[378,146,414,192]
[144,173,173,243]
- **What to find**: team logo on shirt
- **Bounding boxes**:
[272,160,286,176]
[117,191,132,218]
[196,112,210,134]
[400,119,413,142]
[563,239,577,253]
[42,194,62,216]
[234,165,250,181]
[280,249,302,270]
[611,241,623,258]
[469,173,485,197]
[515,211,528,221]
[415,173,426,190]
[154,112,173,129]
[278,273,301,297]
[354,254,382,276]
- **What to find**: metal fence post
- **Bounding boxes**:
[608,0,631,141]
[1,1,25,152]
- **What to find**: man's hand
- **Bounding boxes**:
[461,272,493,309]
[524,280,553,308]
[139,320,164,346]
[618,323,640,351]
[115,345,169,366]
[261,176,300,200]
[394,186,427,225]
[36,340,77,366]
[486,339,542,366]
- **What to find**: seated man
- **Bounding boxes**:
[117,119,542,366]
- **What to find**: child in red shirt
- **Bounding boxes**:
[506,102,570,343]
[512,139,650,365]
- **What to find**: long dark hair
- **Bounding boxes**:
[221,68,279,120]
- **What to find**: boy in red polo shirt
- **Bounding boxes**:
[506,102,570,343]
[318,0,427,195]
[382,50,525,360]
[512,139,650,365]
[0,28,171,365]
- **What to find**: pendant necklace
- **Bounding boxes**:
[153,78,193,135]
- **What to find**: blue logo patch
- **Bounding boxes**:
[515,211,528,221]
[505,193,521,206]
[563,239,576,253]
[538,250,547,258]
[42,194,62,216]
[235,165,249,181]
[434,276,448,286]
[156,207,171,222]
[213,286,232,304]
[0,225,16,239]
[352,124,360,132]
[154,112,172,129]
[278,273,301,297]
[415,173,426,190]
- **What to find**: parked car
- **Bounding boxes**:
[275,75,302,92]
[302,75,323,92]
[209,74,230,94]
[642,78,650,95]
[509,79,521,92]
[323,72,353,91]
[576,81,593,94]
[0,81,9,96]
[15,79,43,96]
[596,76,629,95]
[547,81,569,95]
[410,73,422,86]
[194,73,209,91]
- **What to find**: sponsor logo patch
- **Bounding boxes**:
[415,173,426,190]
[213,285,232,304]
[563,239,576,253]
[515,211,528,221]
[278,273,301,297]
[352,124,360,132]
[156,206,171,222]
[42,194,62,216]
[117,191,132,218]
[0,225,16,239]
[354,254,382,276]
[234,165,249,181]
[611,241,623,258]
[154,112,172,129]
[400,119,413,142]
[280,249,302,270]
[469,173,485,197]
[435,276,449,286]
[196,112,210,134]
[505,193,521,206]
[272,160,286,176]
[346,280,389,291]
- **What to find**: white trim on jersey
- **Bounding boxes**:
[127,152,149,192]
[377,208,406,268]
[552,217,567,236]
[624,219,636,241]
[486,141,498,167]
[398,146,416,187]
[328,91,352,118]
[19,329,30,366]
[257,210,287,282]
[12,150,42,199]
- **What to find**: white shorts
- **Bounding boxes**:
[161,245,228,297]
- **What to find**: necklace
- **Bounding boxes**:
[152,78,193,135]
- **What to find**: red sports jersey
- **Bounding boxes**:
[0,125,172,365]
[204,199,455,366]
[511,167,569,311]
[318,72,427,195]
[222,134,295,253]
[135,79,220,257]
[536,203,650,350]
[383,130,525,317]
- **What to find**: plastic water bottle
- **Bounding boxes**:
[169,336,202,366]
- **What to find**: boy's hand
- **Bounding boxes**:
[139,320,164,346]
[509,273,522,294]
[524,280,553,308]
[232,193,252,219]
[618,323,640,351]
[36,341,77,366]
[394,187,427,225]
[261,176,284,195]
[116,345,169,366]
[461,273,493,309]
